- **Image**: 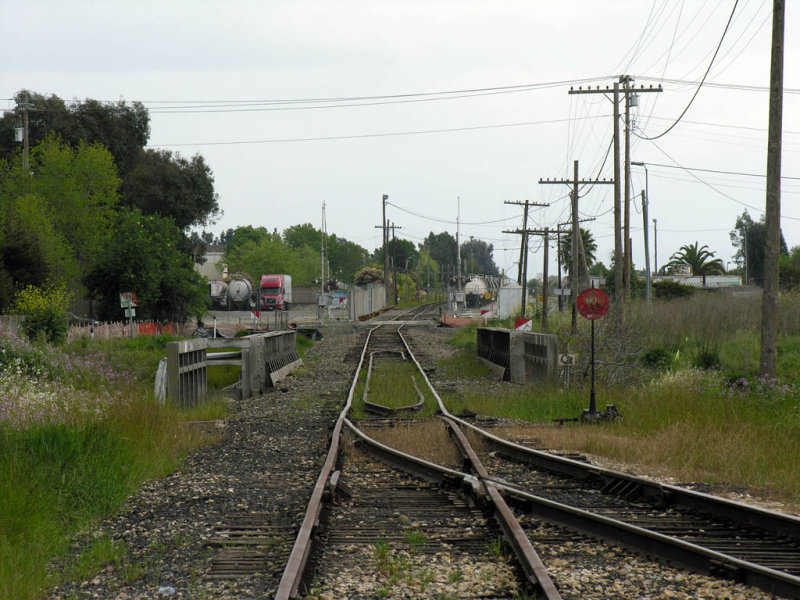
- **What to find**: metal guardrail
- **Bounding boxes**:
[167,339,208,408]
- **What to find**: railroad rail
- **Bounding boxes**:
[276,307,800,599]
[275,305,560,599]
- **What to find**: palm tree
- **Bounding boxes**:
[667,241,724,286]
[558,228,597,274]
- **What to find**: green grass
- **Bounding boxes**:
[296,333,314,358]
[443,293,800,505]
[444,385,586,422]
[0,334,219,599]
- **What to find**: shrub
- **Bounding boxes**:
[652,280,696,300]
[641,347,677,370]
[12,281,72,344]
[691,340,722,370]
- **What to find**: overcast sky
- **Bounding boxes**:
[2,0,798,278]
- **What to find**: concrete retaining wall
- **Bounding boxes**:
[477,327,559,385]
[348,284,386,321]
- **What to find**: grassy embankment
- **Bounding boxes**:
[443,292,800,505]
[0,329,227,600]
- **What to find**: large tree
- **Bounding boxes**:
[460,238,499,276]
[0,91,149,179]
[0,137,120,306]
[224,235,318,286]
[1,91,220,231]
[730,210,788,286]
[84,210,207,322]
[374,238,418,274]
[121,149,220,230]
[667,241,724,286]
[419,231,457,271]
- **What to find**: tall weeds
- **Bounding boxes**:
[0,326,213,599]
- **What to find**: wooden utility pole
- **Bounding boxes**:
[539,162,613,333]
[761,0,784,378]
[381,194,389,304]
[622,75,632,299]
[504,200,548,318]
[391,222,401,306]
[569,79,661,300]
[527,228,555,330]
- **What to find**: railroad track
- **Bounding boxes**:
[460,420,800,599]
[275,315,559,599]
[275,314,800,599]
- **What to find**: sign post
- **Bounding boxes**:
[120,292,138,339]
[576,288,611,420]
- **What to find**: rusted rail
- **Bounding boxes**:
[275,320,563,599]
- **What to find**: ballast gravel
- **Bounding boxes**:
[46,318,789,599]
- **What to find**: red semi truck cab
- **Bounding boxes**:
[259,274,293,311]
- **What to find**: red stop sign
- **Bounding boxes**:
[577,288,609,320]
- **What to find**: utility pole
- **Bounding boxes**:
[455,196,460,289]
[641,190,651,301]
[15,92,33,174]
[653,218,658,277]
[521,228,555,330]
[539,161,613,333]
[556,217,596,311]
[632,161,651,302]
[622,75,633,300]
[504,200,548,316]
[382,194,389,304]
[391,222,401,306]
[469,235,474,274]
[569,79,661,301]
[761,0,785,378]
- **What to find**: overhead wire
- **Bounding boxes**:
[647,138,800,221]
[636,0,740,141]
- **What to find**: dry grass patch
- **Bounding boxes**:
[492,423,800,509]
[367,419,462,469]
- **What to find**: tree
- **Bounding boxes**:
[0,137,120,303]
[354,267,384,285]
[84,210,207,322]
[415,248,440,288]
[0,91,149,179]
[120,149,220,230]
[223,226,272,253]
[558,228,597,274]
[419,232,457,271]
[730,210,788,286]
[327,234,371,283]
[224,235,318,286]
[666,242,724,286]
[283,223,321,249]
[374,238,418,275]
[780,246,800,291]
[460,238,499,276]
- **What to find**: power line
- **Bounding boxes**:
[647,138,800,221]
[637,0,740,141]
[144,116,604,148]
[637,161,800,181]
[387,201,523,226]
[4,77,612,114]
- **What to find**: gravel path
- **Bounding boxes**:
[46,321,792,599]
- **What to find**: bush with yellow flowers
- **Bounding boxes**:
[12,281,72,344]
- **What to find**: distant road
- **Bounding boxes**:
[203,305,326,334]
